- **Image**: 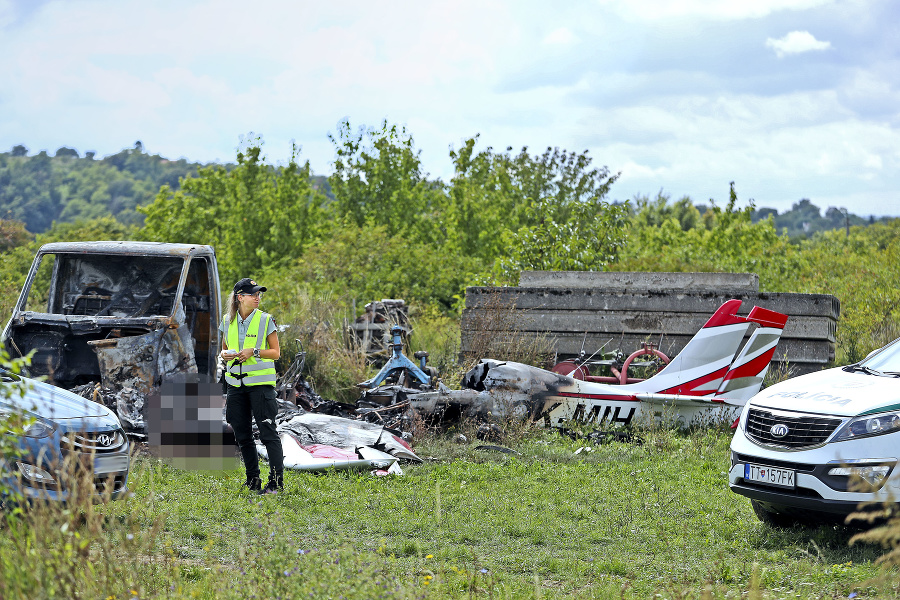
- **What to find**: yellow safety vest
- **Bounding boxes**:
[224,310,276,387]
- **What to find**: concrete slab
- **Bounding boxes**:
[519,271,759,291]
[465,288,841,320]
[461,310,836,341]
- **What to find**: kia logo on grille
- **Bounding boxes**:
[96,434,114,447]
[770,424,789,438]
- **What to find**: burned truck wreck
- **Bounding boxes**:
[2,242,221,433]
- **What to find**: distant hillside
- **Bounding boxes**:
[3,140,889,240]
[750,198,888,239]
[0,142,335,234]
[0,142,211,233]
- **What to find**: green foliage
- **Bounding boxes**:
[284,223,481,313]
[448,138,626,278]
[497,194,630,280]
[794,221,900,362]
[140,140,329,286]
[616,183,804,292]
[632,191,701,231]
[1,429,891,598]
[0,220,32,253]
[0,142,203,233]
[329,120,445,246]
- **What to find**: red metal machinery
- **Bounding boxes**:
[551,342,670,385]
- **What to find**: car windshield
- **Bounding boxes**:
[860,337,900,373]
[23,253,185,318]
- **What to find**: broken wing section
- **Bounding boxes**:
[277,413,421,463]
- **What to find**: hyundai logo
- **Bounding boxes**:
[96,434,113,447]
[770,424,789,438]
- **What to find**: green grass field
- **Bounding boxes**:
[2,425,897,599]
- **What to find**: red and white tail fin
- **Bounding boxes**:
[627,299,754,396]
[712,306,788,404]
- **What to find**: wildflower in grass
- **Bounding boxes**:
[425,554,433,559]
[480,568,488,574]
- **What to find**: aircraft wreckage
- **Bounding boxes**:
[282,298,788,434]
[3,241,788,473]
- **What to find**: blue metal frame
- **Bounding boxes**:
[359,326,431,388]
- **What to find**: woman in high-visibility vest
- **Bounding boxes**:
[220,278,284,494]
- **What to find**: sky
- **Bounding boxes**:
[1,0,898,216]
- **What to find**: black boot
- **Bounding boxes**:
[242,476,262,493]
[260,472,284,495]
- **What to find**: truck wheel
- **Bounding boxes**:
[751,500,800,528]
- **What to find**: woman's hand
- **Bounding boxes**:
[234,348,255,362]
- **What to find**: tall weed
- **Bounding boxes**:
[265,284,368,403]
[0,455,172,600]
[460,290,555,371]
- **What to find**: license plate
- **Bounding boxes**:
[94,454,129,474]
[744,463,795,488]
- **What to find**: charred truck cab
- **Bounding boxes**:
[2,242,222,432]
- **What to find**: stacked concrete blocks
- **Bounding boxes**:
[461,272,839,376]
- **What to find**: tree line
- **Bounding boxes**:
[3,121,899,363]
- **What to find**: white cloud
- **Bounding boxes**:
[569,87,900,213]
[836,67,900,116]
[542,27,577,46]
[596,0,835,22]
[0,0,13,29]
[0,0,898,216]
[766,31,832,58]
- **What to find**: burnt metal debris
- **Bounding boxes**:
[4,243,535,458]
[273,332,548,440]
[275,328,439,433]
[3,242,222,436]
[347,299,411,363]
[240,394,422,472]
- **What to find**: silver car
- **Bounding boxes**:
[1,369,130,503]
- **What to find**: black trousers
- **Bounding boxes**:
[225,384,284,479]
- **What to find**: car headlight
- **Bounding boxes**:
[15,461,56,483]
[0,407,56,438]
[827,464,892,488]
[21,419,56,438]
[833,411,900,441]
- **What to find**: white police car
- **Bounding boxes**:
[730,336,900,526]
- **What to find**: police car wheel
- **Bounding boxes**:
[751,500,800,528]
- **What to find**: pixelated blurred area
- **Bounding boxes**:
[145,376,238,470]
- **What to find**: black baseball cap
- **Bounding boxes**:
[233,278,268,295]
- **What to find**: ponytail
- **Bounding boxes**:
[224,291,240,324]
